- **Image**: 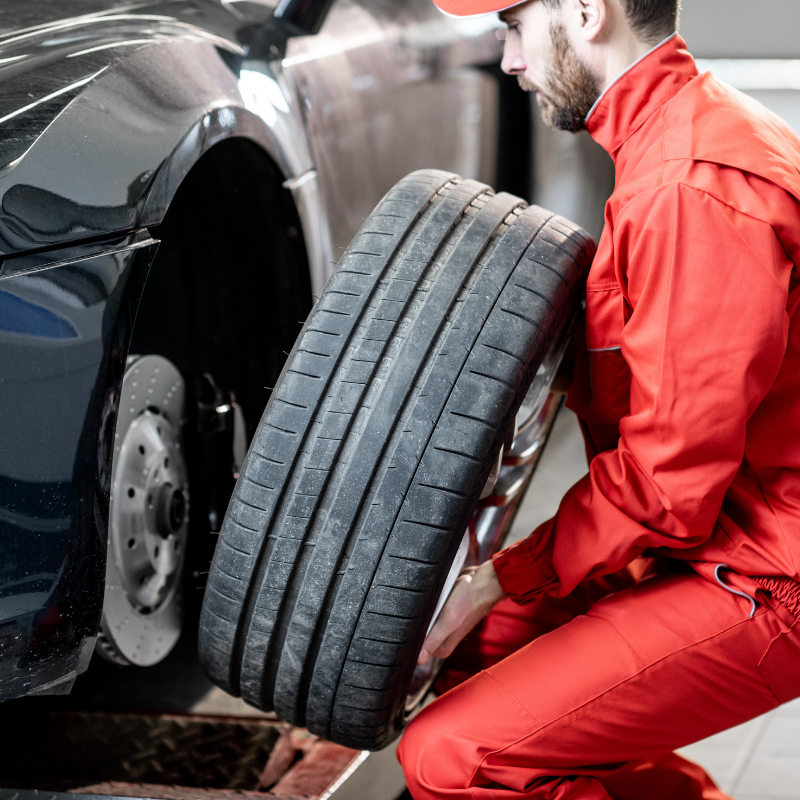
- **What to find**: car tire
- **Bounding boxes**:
[198,169,594,749]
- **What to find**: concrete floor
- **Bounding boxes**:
[509,403,800,800]
[678,701,800,799]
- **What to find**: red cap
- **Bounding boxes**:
[432,0,525,17]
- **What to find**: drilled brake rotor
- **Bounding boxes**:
[97,355,189,667]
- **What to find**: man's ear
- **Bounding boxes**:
[575,0,606,41]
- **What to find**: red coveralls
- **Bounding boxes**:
[399,34,800,799]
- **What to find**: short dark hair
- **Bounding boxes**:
[542,0,680,45]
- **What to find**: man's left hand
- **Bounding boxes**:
[418,560,505,665]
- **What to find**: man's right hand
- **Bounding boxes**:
[418,560,506,665]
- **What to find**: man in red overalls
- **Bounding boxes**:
[398,0,800,798]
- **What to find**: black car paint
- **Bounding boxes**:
[0,235,157,699]
[0,0,304,700]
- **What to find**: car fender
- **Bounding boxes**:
[0,22,331,290]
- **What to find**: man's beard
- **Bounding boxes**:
[519,22,601,133]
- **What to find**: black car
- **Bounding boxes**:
[0,0,536,701]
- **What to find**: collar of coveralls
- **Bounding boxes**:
[585,31,698,156]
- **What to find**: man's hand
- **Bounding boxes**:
[418,560,505,665]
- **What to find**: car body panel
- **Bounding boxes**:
[0,5,310,254]
[0,0,503,699]
[0,235,158,700]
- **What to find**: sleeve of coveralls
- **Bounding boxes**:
[493,183,791,602]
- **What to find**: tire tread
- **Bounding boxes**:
[199,171,595,748]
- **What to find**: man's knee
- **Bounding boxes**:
[398,700,473,799]
[399,704,601,800]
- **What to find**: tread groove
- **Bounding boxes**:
[527,256,568,285]
[449,410,498,430]
[500,307,543,332]
[389,554,436,566]
[434,445,482,463]
[266,422,299,435]
[481,342,526,365]
[236,496,270,513]
[275,397,310,410]
[401,519,450,531]
[357,633,412,644]
[376,583,426,595]
[540,237,580,264]
[230,516,259,533]
[287,369,321,380]
[514,282,556,310]
[222,538,253,557]
[243,475,275,491]
[417,482,468,499]
[306,328,343,336]
[209,583,237,602]
[469,368,516,390]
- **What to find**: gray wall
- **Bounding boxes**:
[679,0,800,58]
[530,119,613,243]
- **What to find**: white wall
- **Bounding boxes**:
[679,0,800,58]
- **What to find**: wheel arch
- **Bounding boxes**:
[0,34,332,293]
[133,134,316,441]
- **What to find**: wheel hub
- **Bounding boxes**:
[98,355,189,666]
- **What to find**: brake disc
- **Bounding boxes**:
[97,355,189,666]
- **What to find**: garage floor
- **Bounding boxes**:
[509,403,800,800]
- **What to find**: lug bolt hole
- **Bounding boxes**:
[154,546,160,558]
[138,445,145,455]
[128,487,135,498]
[164,458,169,468]
[127,538,136,549]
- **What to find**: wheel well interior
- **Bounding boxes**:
[132,137,313,439]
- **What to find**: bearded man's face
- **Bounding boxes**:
[501,5,601,133]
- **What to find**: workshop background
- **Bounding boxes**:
[3,1,799,799]
[141,3,800,798]
[176,3,800,797]
[512,2,800,798]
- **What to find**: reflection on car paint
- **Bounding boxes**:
[0,290,79,338]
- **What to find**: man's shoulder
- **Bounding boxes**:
[661,72,800,205]
[618,174,792,229]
